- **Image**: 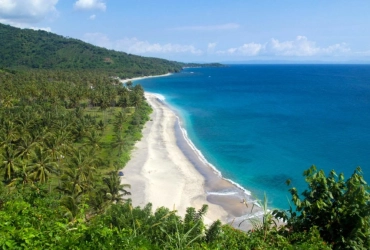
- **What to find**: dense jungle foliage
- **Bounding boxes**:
[1,22,369,249]
[0,23,222,78]
[0,23,184,78]
[0,68,151,200]
[2,69,369,249]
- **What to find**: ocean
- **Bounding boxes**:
[135,64,370,209]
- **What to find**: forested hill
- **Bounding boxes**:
[0,23,185,78]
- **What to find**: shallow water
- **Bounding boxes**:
[135,65,370,209]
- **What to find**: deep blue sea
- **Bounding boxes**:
[136,65,370,209]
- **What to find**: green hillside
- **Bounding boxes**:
[0,23,183,78]
[2,22,369,249]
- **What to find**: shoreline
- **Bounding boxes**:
[120,73,172,84]
[121,74,264,230]
[121,92,228,225]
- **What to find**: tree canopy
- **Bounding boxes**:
[0,23,184,78]
[274,166,370,249]
[0,22,368,249]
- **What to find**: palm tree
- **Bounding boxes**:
[125,81,133,89]
[0,120,19,145]
[114,110,126,132]
[59,194,81,222]
[0,144,22,181]
[84,130,102,153]
[113,132,126,155]
[103,172,131,204]
[31,126,50,146]
[8,162,32,187]
[15,113,34,138]
[97,120,105,135]
[51,120,72,139]
[64,148,99,193]
[118,92,131,108]
[133,84,144,95]
[88,90,99,108]
[17,134,39,160]
[130,92,143,108]
[28,147,58,184]
[2,95,15,108]
[87,186,109,214]
[43,131,72,162]
[59,167,85,197]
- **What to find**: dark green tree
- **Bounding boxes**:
[103,172,131,204]
[28,147,58,184]
[274,165,370,249]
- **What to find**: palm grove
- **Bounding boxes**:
[0,68,326,249]
[0,68,147,207]
[1,23,370,249]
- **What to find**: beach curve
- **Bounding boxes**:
[120,75,263,230]
[121,92,229,224]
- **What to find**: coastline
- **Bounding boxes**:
[121,92,228,225]
[120,73,172,84]
[121,74,263,230]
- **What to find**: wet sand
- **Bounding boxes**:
[121,91,263,230]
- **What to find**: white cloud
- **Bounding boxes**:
[0,0,58,25]
[320,43,351,55]
[207,43,217,53]
[267,36,350,56]
[29,26,51,32]
[118,38,203,54]
[0,18,52,31]
[355,50,370,56]
[269,36,319,56]
[213,36,350,57]
[81,33,354,60]
[217,42,263,56]
[172,23,240,31]
[89,14,96,20]
[74,0,106,11]
[83,33,203,55]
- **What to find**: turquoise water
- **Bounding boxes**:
[135,65,370,209]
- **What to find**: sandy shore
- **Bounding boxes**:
[121,92,264,230]
[121,93,230,224]
[120,74,265,230]
[120,73,172,84]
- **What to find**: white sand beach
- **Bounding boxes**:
[120,73,172,84]
[120,75,263,229]
[121,93,229,224]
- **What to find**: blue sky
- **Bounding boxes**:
[1,0,370,63]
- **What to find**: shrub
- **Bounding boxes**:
[274,166,370,249]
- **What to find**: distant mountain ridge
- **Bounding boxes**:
[0,23,187,78]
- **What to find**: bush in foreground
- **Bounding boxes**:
[274,166,370,249]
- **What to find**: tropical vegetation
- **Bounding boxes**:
[1,22,369,249]
[0,23,222,79]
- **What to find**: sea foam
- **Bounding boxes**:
[149,91,253,198]
[175,113,253,197]
[147,92,165,101]
[207,191,239,196]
